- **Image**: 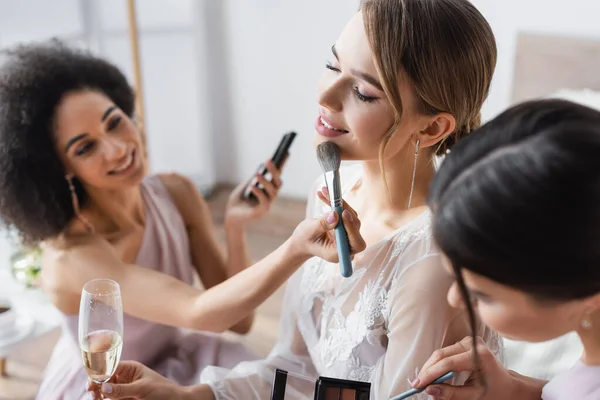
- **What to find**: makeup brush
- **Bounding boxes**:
[388,371,456,400]
[316,142,353,278]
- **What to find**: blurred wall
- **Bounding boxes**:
[210,1,359,198]
[0,0,215,193]
[472,0,600,120]
[1,0,599,201]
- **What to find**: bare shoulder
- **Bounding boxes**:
[157,173,205,205]
[157,173,208,226]
[41,234,118,293]
[157,172,195,194]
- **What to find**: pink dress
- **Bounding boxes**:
[36,175,258,400]
[542,361,600,399]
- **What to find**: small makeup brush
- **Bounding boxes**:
[389,371,456,400]
[316,142,353,278]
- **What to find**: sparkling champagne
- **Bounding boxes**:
[81,329,123,383]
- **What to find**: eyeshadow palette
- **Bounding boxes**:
[270,369,371,400]
[314,376,370,400]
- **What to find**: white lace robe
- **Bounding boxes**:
[201,166,503,399]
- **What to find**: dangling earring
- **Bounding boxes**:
[407,138,420,209]
[65,174,95,234]
[581,309,593,330]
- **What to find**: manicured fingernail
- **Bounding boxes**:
[410,378,420,387]
[326,211,336,224]
[342,210,354,222]
[425,386,441,396]
[102,383,112,394]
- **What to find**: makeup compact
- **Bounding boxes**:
[270,369,371,400]
[270,369,456,400]
[314,376,370,400]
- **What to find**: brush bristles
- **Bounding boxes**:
[316,142,341,172]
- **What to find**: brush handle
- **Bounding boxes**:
[333,205,353,278]
[388,371,456,400]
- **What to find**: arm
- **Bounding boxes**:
[160,162,284,334]
[368,245,466,399]
[196,177,334,399]
[222,218,254,333]
[159,173,254,333]
[89,184,367,400]
[198,272,318,400]
[92,275,321,400]
[43,233,307,333]
[43,205,364,334]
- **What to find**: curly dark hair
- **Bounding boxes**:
[0,39,135,244]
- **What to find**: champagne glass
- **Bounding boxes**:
[79,279,124,388]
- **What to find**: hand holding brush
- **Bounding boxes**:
[316,142,354,277]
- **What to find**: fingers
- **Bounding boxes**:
[86,381,103,400]
[418,337,472,382]
[341,210,366,253]
[425,383,484,400]
[313,209,364,261]
[319,210,340,231]
[244,160,283,206]
[317,187,359,226]
[320,186,359,216]
[317,190,330,207]
[416,337,494,389]
[300,210,364,263]
[100,381,141,399]
[87,380,99,392]
[314,206,363,254]
[255,173,277,200]
[250,183,269,205]
[264,160,283,189]
[418,349,475,389]
[88,392,102,400]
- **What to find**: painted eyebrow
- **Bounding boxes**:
[101,105,117,122]
[64,133,89,153]
[331,44,384,92]
[64,105,117,153]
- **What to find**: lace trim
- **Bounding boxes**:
[348,358,375,382]
[299,219,433,377]
[208,380,235,400]
[318,279,389,367]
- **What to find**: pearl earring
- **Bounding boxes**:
[581,310,593,330]
[581,318,592,330]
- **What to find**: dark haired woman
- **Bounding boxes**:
[0,40,365,399]
[413,99,600,399]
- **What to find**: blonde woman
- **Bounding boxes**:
[89,0,503,399]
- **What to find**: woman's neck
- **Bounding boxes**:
[84,185,145,231]
[579,309,600,365]
[355,150,436,224]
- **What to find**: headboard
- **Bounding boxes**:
[511,33,600,104]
